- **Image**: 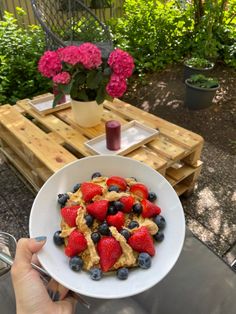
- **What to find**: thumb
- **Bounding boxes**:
[12,237,47,274]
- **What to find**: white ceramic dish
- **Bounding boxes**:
[29,155,185,299]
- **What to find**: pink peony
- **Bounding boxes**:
[38,51,62,78]
[77,43,102,69]
[53,72,71,85]
[106,74,127,98]
[57,46,82,65]
[108,48,134,78]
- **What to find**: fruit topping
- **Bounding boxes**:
[61,205,80,227]
[107,203,118,215]
[153,215,166,230]
[120,196,135,213]
[113,200,124,211]
[69,256,84,272]
[130,183,149,199]
[148,191,157,202]
[128,220,139,229]
[120,228,131,240]
[97,236,122,272]
[84,214,94,227]
[91,232,101,244]
[90,267,103,281]
[153,231,165,242]
[107,211,125,231]
[117,267,129,280]
[98,222,111,236]
[58,193,69,206]
[108,185,120,192]
[86,200,109,221]
[138,252,152,269]
[81,182,103,202]
[91,172,102,179]
[107,176,127,191]
[64,230,87,257]
[72,183,81,193]
[141,199,161,218]
[128,226,155,256]
[132,203,143,215]
[53,231,64,246]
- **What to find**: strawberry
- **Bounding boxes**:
[130,183,149,199]
[128,226,155,256]
[119,196,134,213]
[106,176,127,191]
[65,230,87,257]
[97,236,122,271]
[86,200,109,221]
[141,199,161,218]
[106,211,125,231]
[61,205,80,227]
[81,182,103,202]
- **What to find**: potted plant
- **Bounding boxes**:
[38,43,134,127]
[184,74,219,110]
[183,57,214,81]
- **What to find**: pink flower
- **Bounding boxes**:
[57,46,82,65]
[38,51,62,78]
[77,43,102,69]
[106,74,127,98]
[108,48,134,78]
[53,72,71,85]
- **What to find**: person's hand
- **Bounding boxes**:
[11,237,77,314]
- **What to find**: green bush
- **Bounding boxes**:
[0,8,50,105]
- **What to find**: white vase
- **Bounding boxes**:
[71,99,103,127]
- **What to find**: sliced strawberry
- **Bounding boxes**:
[141,199,161,218]
[106,176,127,191]
[86,200,109,221]
[128,226,155,256]
[106,211,125,231]
[65,230,87,257]
[61,205,80,227]
[119,195,134,213]
[81,182,103,202]
[97,236,122,271]
[130,183,149,199]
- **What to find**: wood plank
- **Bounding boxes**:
[166,164,198,182]
[0,105,76,172]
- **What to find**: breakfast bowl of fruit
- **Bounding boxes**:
[29,155,185,299]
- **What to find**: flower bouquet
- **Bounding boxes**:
[38,43,134,107]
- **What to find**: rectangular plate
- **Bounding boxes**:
[85,120,159,155]
[28,94,71,116]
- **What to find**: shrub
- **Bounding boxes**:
[0,8,50,105]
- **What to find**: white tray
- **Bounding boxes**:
[85,120,159,155]
[28,94,71,116]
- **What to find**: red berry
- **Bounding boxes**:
[97,236,122,272]
[130,183,149,199]
[106,176,127,191]
[119,196,134,213]
[86,200,109,221]
[141,199,161,218]
[65,230,87,257]
[128,226,155,256]
[81,182,103,202]
[61,205,80,227]
[106,211,125,231]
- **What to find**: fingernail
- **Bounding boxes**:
[34,236,47,242]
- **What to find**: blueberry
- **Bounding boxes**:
[91,172,102,179]
[53,231,64,246]
[99,222,111,235]
[72,183,81,193]
[153,231,165,242]
[133,203,143,215]
[90,267,102,281]
[120,229,131,240]
[114,201,124,211]
[128,221,139,229]
[153,215,166,230]
[108,185,120,192]
[148,191,157,202]
[117,267,129,280]
[69,256,83,272]
[138,253,152,269]
[85,214,94,227]
[57,193,69,206]
[107,204,118,215]
[91,232,101,244]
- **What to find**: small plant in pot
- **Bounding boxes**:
[184,74,219,110]
[183,57,214,81]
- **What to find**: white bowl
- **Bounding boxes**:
[29,155,185,299]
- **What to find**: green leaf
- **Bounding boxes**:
[86,70,103,89]
[77,89,89,101]
[52,93,64,107]
[96,85,106,104]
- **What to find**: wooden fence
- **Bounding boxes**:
[0,0,124,25]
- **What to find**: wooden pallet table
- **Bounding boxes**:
[0,94,204,195]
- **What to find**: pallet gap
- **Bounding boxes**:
[62,143,84,159]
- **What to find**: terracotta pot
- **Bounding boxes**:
[71,99,103,127]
